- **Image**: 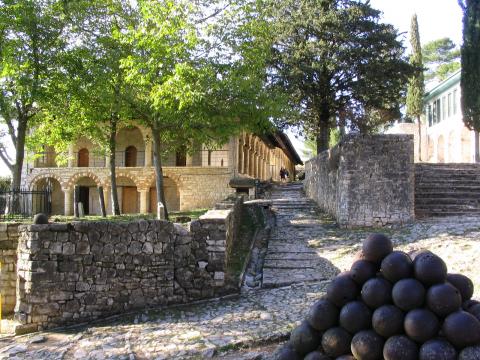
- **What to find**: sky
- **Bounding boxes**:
[0,1,464,175]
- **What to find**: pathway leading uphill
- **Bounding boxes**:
[262,182,339,288]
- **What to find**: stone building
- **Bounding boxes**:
[386,70,476,163]
[23,125,302,216]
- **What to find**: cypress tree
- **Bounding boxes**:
[406,14,425,162]
[458,0,480,162]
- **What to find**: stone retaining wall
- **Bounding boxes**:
[0,223,20,315]
[305,134,414,227]
[14,203,243,331]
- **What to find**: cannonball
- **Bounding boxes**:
[419,339,457,360]
[392,278,425,311]
[361,277,392,309]
[354,249,368,261]
[383,335,419,360]
[339,301,372,334]
[322,327,352,358]
[459,345,480,360]
[304,351,330,360]
[426,283,462,317]
[362,233,393,263]
[336,356,356,360]
[447,273,474,302]
[350,260,378,285]
[463,299,480,311]
[306,299,339,331]
[404,309,440,343]
[33,213,49,224]
[443,311,480,348]
[326,273,358,307]
[372,305,405,338]
[414,252,447,286]
[276,344,302,360]
[381,251,413,283]
[410,249,433,261]
[290,321,322,355]
[351,330,384,360]
[468,304,480,321]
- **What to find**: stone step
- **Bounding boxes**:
[264,259,324,269]
[265,252,321,261]
[415,198,480,205]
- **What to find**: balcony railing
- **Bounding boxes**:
[30,149,229,169]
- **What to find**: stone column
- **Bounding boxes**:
[63,188,73,216]
[238,139,244,174]
[139,189,149,214]
[145,141,153,167]
[68,145,74,168]
[186,154,193,167]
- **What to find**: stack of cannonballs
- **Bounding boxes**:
[278,233,480,360]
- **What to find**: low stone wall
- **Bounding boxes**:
[14,203,243,331]
[305,134,414,227]
[0,223,20,315]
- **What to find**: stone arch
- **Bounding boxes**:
[461,127,472,163]
[32,177,64,215]
[115,171,141,188]
[437,135,445,163]
[29,173,66,191]
[116,176,139,214]
[148,175,181,212]
[447,130,457,163]
[66,171,103,190]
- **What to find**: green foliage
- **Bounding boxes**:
[422,37,461,82]
[263,0,412,153]
[458,0,480,137]
[0,176,10,189]
[406,14,425,120]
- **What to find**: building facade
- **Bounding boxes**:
[386,70,476,163]
[23,125,301,216]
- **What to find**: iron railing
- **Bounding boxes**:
[0,188,52,221]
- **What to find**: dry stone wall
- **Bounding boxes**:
[305,134,414,227]
[14,206,241,331]
[0,223,20,314]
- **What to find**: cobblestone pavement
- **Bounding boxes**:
[1,182,479,359]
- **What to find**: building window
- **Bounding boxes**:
[453,89,458,115]
[448,93,452,117]
[78,148,89,167]
[125,146,137,167]
[442,96,446,121]
[435,98,441,123]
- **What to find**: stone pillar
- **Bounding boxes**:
[63,189,73,216]
[139,189,149,214]
[238,139,244,174]
[68,145,74,168]
[145,141,153,167]
[186,154,193,167]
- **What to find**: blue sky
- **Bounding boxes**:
[0,1,464,175]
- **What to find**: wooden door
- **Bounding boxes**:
[125,146,137,167]
[122,187,138,214]
[78,148,89,167]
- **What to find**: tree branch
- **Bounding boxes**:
[458,0,466,11]
[0,145,13,171]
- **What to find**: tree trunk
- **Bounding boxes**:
[417,115,422,162]
[151,125,169,220]
[475,130,480,163]
[10,119,27,191]
[316,107,331,154]
[109,118,121,215]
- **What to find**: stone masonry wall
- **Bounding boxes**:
[0,223,20,314]
[305,134,414,227]
[14,207,240,331]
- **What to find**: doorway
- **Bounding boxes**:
[78,186,90,215]
[122,186,138,214]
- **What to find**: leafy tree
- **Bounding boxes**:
[422,37,461,82]
[458,0,480,162]
[406,14,425,161]
[120,0,273,218]
[0,0,65,190]
[264,0,412,153]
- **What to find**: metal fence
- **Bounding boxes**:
[0,188,52,221]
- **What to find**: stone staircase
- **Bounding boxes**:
[415,163,480,217]
[262,182,338,288]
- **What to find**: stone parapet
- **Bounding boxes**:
[14,208,241,331]
[305,134,414,227]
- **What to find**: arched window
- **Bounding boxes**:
[78,148,89,167]
[125,146,137,167]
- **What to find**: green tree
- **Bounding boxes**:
[120,0,273,218]
[265,0,412,153]
[406,14,425,161]
[422,37,461,82]
[0,0,65,190]
[458,0,480,162]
